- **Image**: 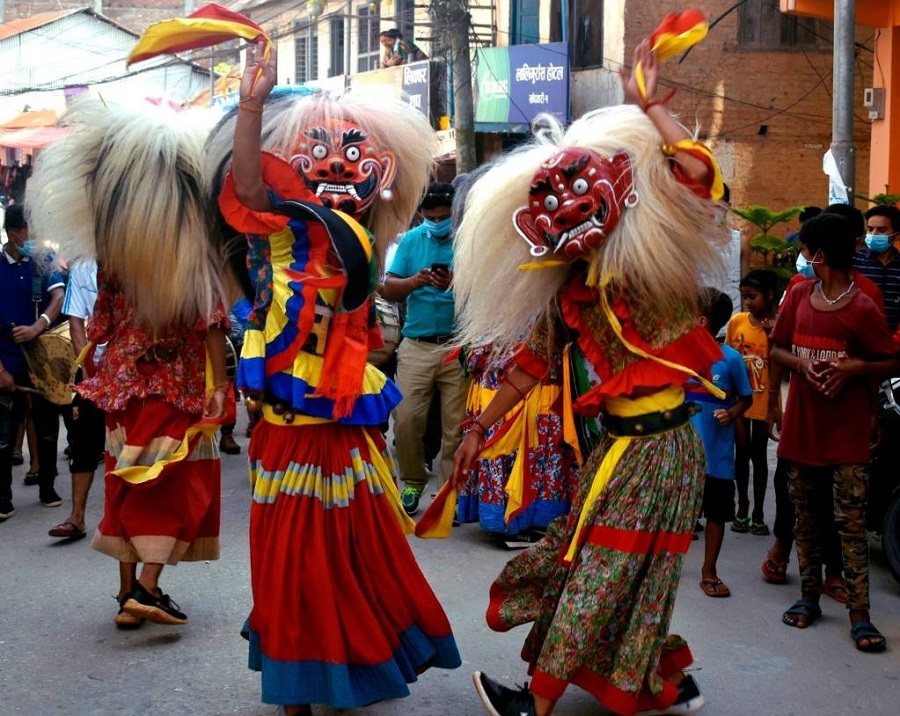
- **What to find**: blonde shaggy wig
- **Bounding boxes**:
[453,104,727,355]
[205,88,438,273]
[27,99,229,333]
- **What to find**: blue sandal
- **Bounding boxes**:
[782,599,821,628]
[851,620,887,653]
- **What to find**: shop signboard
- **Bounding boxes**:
[474,42,569,132]
[350,60,430,118]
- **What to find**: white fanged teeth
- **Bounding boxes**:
[315,183,361,199]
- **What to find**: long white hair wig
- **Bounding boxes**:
[27,99,228,332]
[205,88,438,274]
[453,104,727,355]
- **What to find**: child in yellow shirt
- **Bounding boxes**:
[726,269,778,535]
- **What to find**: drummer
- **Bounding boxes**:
[381,182,467,517]
[0,204,65,522]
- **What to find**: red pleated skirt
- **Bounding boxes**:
[91,396,221,565]
[245,419,460,708]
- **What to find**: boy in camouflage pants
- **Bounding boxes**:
[769,213,900,652]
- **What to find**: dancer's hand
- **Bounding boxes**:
[240,40,277,106]
[450,432,482,490]
[204,387,227,420]
[620,39,657,106]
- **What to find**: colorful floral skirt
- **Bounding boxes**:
[486,423,704,716]
[245,420,461,708]
[91,397,221,564]
[457,371,577,535]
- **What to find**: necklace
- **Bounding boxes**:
[817,280,855,306]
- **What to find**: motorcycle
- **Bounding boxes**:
[868,378,900,585]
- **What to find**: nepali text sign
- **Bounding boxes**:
[474,43,569,131]
[349,60,430,118]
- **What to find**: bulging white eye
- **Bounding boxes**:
[543,195,559,212]
[345,146,361,162]
[572,178,589,195]
[312,145,328,159]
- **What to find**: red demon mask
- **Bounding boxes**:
[513,148,638,259]
[290,121,396,218]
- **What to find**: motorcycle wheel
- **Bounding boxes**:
[882,490,900,586]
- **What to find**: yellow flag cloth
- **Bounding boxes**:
[415,481,459,538]
[128,3,270,67]
[635,9,709,100]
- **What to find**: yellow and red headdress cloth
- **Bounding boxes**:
[632,8,723,203]
[128,3,271,90]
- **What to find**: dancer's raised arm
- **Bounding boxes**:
[232,41,277,211]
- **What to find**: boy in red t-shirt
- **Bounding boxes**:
[770,212,899,653]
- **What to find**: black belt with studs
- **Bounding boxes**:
[603,401,699,437]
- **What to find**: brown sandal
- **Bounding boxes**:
[700,578,731,598]
[48,521,87,539]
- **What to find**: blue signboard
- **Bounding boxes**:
[475,42,569,131]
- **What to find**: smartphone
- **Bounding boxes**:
[431,263,449,273]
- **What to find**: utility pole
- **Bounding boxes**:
[432,0,477,173]
[832,0,856,203]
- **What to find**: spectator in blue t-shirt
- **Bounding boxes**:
[382,182,467,515]
[687,287,753,598]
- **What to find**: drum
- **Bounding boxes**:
[225,335,238,384]
[368,296,401,367]
[21,321,78,405]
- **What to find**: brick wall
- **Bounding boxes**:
[3,1,188,34]
[622,0,874,234]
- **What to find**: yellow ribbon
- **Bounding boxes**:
[600,288,725,400]
[561,344,585,466]
[363,430,416,535]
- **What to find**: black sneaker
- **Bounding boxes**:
[40,488,62,508]
[23,471,39,486]
[473,671,535,716]
[121,582,188,625]
[0,499,15,521]
[637,675,705,715]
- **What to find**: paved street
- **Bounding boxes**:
[1,411,899,716]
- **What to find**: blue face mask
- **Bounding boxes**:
[865,233,892,253]
[423,217,452,239]
[17,239,37,258]
[796,252,816,279]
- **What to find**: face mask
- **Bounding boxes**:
[17,239,37,258]
[796,253,816,279]
[423,217,452,238]
[865,233,892,253]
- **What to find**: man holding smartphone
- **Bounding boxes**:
[382,182,467,515]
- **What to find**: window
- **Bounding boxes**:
[551,0,602,69]
[357,5,380,72]
[330,16,345,76]
[294,21,319,83]
[396,0,416,45]
[511,0,540,45]
[738,0,832,50]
